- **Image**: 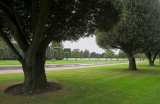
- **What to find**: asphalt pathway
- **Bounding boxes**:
[0,62,144,74]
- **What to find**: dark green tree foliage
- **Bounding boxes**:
[134,53,146,59]
[96,0,160,70]
[4,46,15,58]
[53,47,63,60]
[79,50,84,58]
[90,52,104,58]
[46,46,52,59]
[118,51,127,59]
[104,50,115,58]
[72,49,81,60]
[0,49,5,59]
[96,53,101,59]
[51,41,63,48]
[64,52,69,60]
[0,38,5,59]
[90,52,97,58]
[100,53,105,58]
[0,0,121,92]
[64,48,71,58]
[4,42,23,59]
[53,50,58,59]
[83,49,90,58]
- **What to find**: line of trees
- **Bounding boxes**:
[71,49,105,59]
[1,38,113,60]
[0,39,149,60]
[0,40,71,60]
[0,40,107,60]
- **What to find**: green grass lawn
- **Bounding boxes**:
[0,61,160,104]
[0,59,129,65]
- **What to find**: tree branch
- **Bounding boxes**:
[0,12,29,52]
[153,52,159,62]
[0,1,30,43]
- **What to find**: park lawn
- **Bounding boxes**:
[0,60,129,65]
[0,61,160,104]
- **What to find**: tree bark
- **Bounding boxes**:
[147,56,155,66]
[127,53,137,70]
[145,52,157,66]
[22,50,48,92]
[148,59,154,66]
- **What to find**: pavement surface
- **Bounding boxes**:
[0,63,128,74]
[0,61,145,74]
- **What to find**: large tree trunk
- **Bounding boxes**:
[127,53,137,70]
[22,50,48,92]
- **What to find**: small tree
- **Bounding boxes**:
[72,49,81,60]
[64,52,69,60]
[90,52,97,58]
[104,50,115,59]
[46,46,52,59]
[118,51,127,60]
[53,47,63,60]
[53,50,58,60]
[80,50,84,59]
[83,49,90,58]
[64,48,71,58]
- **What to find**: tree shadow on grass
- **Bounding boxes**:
[138,65,160,68]
[105,64,160,76]
[120,69,160,76]
[5,82,62,96]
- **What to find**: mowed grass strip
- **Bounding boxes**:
[0,60,128,65]
[0,61,160,104]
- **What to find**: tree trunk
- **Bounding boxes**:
[148,60,154,66]
[22,50,48,92]
[145,52,157,66]
[147,57,154,66]
[127,53,137,70]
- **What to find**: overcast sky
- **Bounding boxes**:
[63,36,105,54]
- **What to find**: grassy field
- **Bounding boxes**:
[0,61,160,104]
[0,60,129,65]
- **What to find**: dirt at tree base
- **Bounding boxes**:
[5,82,62,96]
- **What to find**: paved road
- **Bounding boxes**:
[0,61,145,74]
[0,63,129,74]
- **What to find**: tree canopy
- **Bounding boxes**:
[96,0,160,70]
[0,0,122,92]
[83,49,90,58]
[72,49,81,60]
